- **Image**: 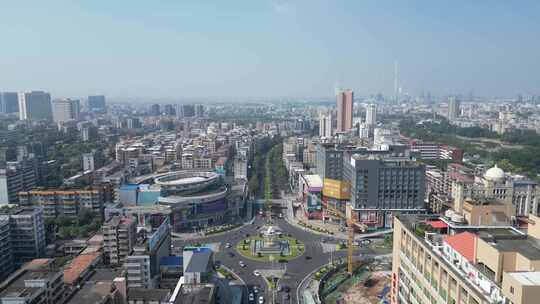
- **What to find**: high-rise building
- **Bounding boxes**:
[0,92,19,114]
[0,206,46,267]
[319,113,332,138]
[0,219,14,280]
[195,104,204,117]
[163,104,176,116]
[103,216,136,265]
[17,91,53,121]
[82,153,95,171]
[52,98,80,123]
[149,104,161,116]
[0,160,38,205]
[88,95,106,112]
[336,89,353,132]
[125,218,171,289]
[344,155,425,228]
[177,104,196,118]
[365,103,376,126]
[448,96,460,121]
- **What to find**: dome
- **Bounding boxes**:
[484,164,505,182]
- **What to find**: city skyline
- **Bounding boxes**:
[1,1,540,99]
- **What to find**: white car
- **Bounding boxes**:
[248,293,255,302]
[258,296,265,304]
[225,242,231,248]
[253,286,259,293]
[253,270,261,276]
[239,261,246,267]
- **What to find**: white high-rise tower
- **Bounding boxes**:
[366,104,377,126]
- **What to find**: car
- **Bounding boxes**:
[228,252,235,257]
[214,261,221,267]
[225,242,231,248]
[305,256,312,260]
[253,270,261,276]
[283,286,290,293]
[277,285,282,292]
[253,286,259,293]
[278,213,283,218]
[248,293,255,302]
[284,293,290,300]
[239,261,246,267]
[258,296,265,304]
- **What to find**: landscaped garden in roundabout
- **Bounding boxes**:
[236,225,305,262]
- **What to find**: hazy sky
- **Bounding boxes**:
[1,0,539,99]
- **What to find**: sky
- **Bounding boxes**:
[1,0,539,99]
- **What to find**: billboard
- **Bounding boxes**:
[323,178,351,200]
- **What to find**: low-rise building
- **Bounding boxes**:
[18,189,104,218]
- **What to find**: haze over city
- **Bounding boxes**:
[3,2,540,304]
[2,0,540,99]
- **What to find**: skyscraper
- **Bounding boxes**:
[52,98,80,123]
[336,89,353,132]
[319,113,332,138]
[88,95,106,112]
[448,96,460,121]
[365,104,376,126]
[150,104,161,116]
[17,91,52,121]
[0,92,19,114]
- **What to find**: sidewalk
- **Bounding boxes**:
[283,197,393,240]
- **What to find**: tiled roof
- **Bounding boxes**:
[64,253,101,285]
[445,232,477,262]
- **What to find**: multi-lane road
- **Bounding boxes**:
[172,212,385,304]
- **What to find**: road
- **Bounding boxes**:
[172,213,383,304]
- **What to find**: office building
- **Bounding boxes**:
[81,126,98,141]
[52,98,80,122]
[195,104,204,117]
[391,214,540,304]
[18,189,104,218]
[88,95,106,112]
[448,96,460,121]
[365,103,376,126]
[178,104,196,118]
[163,104,176,116]
[0,207,46,267]
[103,216,136,265]
[319,113,332,138]
[18,91,53,121]
[336,89,353,132]
[0,258,64,304]
[83,153,95,171]
[149,104,160,116]
[0,92,19,114]
[344,154,425,228]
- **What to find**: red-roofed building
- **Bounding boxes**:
[444,232,477,263]
[427,220,448,229]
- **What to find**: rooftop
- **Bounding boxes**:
[67,281,115,304]
[507,272,540,286]
[63,253,101,285]
[444,232,477,262]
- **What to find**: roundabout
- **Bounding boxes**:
[235,224,305,262]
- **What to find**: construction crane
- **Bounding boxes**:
[326,203,367,275]
[346,206,367,275]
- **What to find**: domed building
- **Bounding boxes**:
[483,164,506,183]
[452,164,540,218]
